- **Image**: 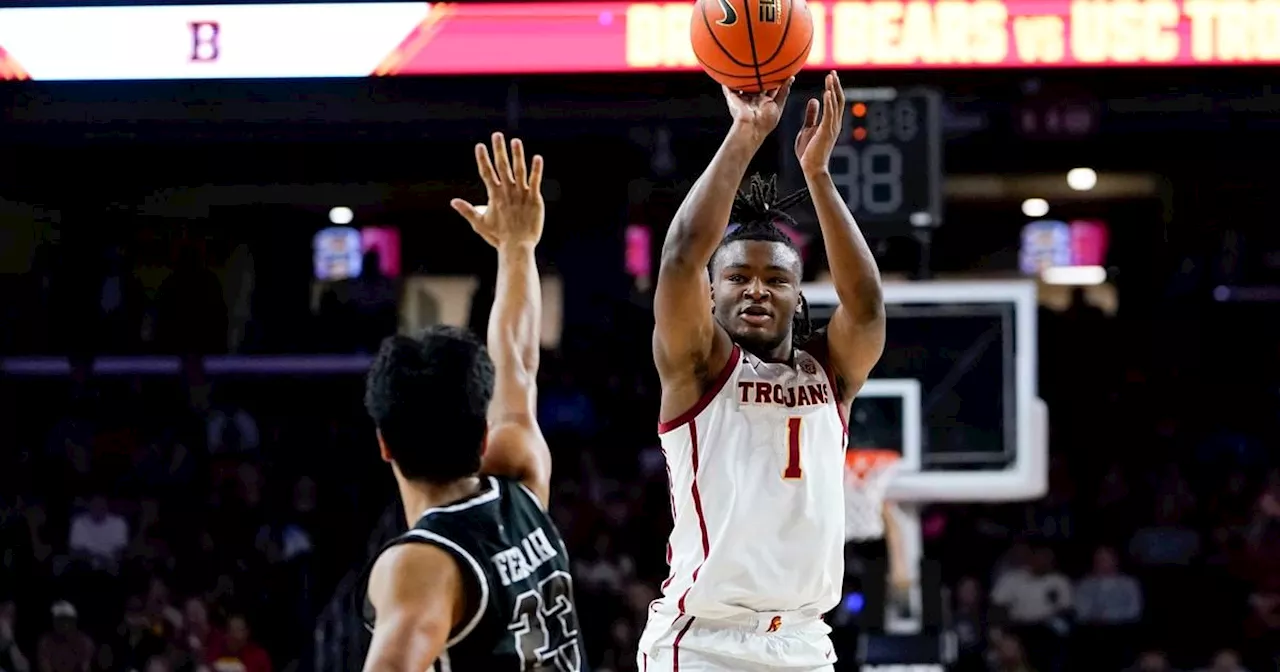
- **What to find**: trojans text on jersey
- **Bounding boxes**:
[735,379,832,409]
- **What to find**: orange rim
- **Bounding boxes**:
[845,448,900,481]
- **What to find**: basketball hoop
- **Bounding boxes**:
[844,448,901,542]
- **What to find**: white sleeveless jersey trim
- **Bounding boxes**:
[656,346,847,621]
[657,345,742,435]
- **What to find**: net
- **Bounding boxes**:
[844,448,901,542]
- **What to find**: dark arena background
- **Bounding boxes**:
[2,1,1280,671]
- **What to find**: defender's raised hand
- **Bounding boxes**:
[451,132,545,248]
[795,71,846,175]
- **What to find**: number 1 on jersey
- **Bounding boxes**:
[783,416,803,480]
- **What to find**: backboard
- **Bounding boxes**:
[802,280,1047,503]
[803,280,1048,635]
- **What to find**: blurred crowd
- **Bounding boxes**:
[1,233,1279,672]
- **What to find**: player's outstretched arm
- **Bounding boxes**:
[363,544,464,672]
[451,133,553,507]
[795,71,886,402]
[655,79,794,388]
[882,502,911,595]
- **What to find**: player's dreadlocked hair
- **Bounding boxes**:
[714,173,816,345]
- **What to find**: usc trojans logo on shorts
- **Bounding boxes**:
[766,616,782,633]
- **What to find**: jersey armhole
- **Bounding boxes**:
[657,343,741,435]
[802,333,850,436]
[402,530,490,647]
[513,480,547,512]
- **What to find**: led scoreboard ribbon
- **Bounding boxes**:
[827,87,943,235]
[1,0,1278,81]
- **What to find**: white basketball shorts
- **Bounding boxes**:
[637,611,836,672]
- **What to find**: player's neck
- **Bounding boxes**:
[740,338,794,364]
[397,475,484,524]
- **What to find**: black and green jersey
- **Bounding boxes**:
[363,476,585,671]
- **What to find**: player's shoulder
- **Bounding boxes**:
[368,540,462,604]
[490,475,546,512]
[797,327,833,366]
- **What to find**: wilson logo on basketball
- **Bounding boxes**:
[759,0,779,22]
[767,616,782,632]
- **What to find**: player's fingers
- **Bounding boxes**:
[511,138,528,188]
[823,90,838,132]
[450,198,482,226]
[830,71,845,110]
[803,98,820,127]
[528,154,544,194]
[474,143,498,189]
[491,132,515,185]
[721,85,740,108]
[772,76,795,106]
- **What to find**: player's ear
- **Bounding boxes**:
[796,293,805,314]
[375,430,392,464]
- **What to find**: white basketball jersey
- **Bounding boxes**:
[655,344,848,621]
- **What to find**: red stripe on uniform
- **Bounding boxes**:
[672,617,696,672]
[661,448,676,590]
[676,420,711,614]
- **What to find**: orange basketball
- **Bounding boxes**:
[690,0,814,93]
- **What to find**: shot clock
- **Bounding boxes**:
[825,87,943,237]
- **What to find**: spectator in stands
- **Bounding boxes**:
[0,501,34,586]
[22,505,53,567]
[67,496,128,573]
[206,386,261,456]
[1127,649,1180,672]
[144,655,174,672]
[143,579,183,640]
[574,534,635,595]
[991,547,1071,672]
[154,242,228,355]
[104,597,166,672]
[1197,649,1249,672]
[0,601,31,672]
[205,615,271,672]
[1130,494,1201,568]
[181,598,223,661]
[989,629,1035,672]
[1074,545,1143,669]
[991,540,1034,586]
[951,577,988,672]
[38,602,94,672]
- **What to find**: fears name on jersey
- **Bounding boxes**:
[655,345,848,621]
[362,477,586,672]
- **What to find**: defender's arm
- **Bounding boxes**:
[483,239,552,506]
[362,544,465,672]
[451,134,553,507]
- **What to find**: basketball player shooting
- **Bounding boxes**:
[640,72,886,671]
[361,134,584,672]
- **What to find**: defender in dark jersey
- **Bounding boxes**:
[361,133,584,672]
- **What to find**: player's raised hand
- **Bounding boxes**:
[723,76,794,146]
[450,132,545,248]
[795,71,845,175]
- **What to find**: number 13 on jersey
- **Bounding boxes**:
[783,417,804,480]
